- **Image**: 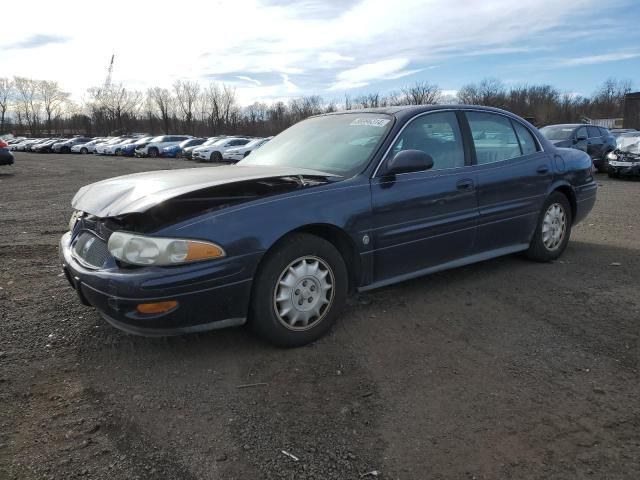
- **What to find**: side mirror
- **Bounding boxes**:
[385,149,434,175]
[575,135,587,142]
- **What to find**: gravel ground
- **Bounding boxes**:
[1,153,639,480]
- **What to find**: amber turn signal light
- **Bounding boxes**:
[136,300,178,315]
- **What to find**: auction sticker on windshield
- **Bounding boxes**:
[350,118,391,127]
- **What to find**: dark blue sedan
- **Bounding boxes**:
[60,106,597,346]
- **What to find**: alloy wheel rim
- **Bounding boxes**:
[273,256,334,331]
[542,203,566,251]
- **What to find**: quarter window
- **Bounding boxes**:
[389,111,465,170]
[466,112,521,164]
[576,127,588,139]
[512,121,538,156]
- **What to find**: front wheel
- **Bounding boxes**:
[148,147,159,158]
[80,147,88,154]
[249,233,348,347]
[210,151,223,162]
[526,192,572,262]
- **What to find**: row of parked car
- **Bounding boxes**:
[539,124,639,177]
[6,134,272,162]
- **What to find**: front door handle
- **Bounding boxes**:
[456,179,474,191]
[537,165,550,175]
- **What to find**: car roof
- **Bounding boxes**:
[319,104,538,122]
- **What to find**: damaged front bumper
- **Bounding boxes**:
[608,159,640,176]
[59,232,256,336]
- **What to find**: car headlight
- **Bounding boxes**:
[607,151,618,160]
[107,232,225,266]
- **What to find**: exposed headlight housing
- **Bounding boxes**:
[107,232,225,266]
[607,151,618,160]
[69,210,82,231]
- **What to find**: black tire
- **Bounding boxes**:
[608,170,617,178]
[210,151,223,162]
[115,148,122,156]
[526,192,572,262]
[148,147,159,158]
[243,151,250,158]
[80,147,88,154]
[249,233,348,347]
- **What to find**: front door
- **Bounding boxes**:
[370,111,478,284]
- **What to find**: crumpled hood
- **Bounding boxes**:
[72,165,337,217]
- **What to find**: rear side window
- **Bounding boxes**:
[512,121,538,156]
[390,111,465,170]
[587,126,600,138]
[466,112,521,164]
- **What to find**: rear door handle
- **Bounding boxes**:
[456,179,474,191]
[537,165,550,174]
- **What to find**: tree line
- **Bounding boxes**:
[0,76,632,138]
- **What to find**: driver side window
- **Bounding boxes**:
[390,112,465,170]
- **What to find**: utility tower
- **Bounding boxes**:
[103,54,115,93]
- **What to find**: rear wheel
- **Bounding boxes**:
[526,192,572,262]
[250,233,348,347]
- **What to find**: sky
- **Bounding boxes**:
[2,0,640,105]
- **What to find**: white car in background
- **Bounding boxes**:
[222,137,271,162]
[135,135,192,158]
[95,137,133,155]
[103,138,138,156]
[71,138,110,154]
[192,137,251,162]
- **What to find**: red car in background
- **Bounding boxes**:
[0,140,15,166]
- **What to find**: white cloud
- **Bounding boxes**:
[318,52,355,65]
[0,0,628,104]
[559,52,640,66]
[330,58,414,90]
[236,75,262,86]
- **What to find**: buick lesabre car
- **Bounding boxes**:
[61,106,597,347]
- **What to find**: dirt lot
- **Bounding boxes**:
[1,153,639,480]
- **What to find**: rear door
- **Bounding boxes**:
[464,111,551,253]
[587,126,604,159]
[370,110,478,282]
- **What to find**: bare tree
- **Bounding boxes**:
[13,76,42,136]
[0,78,12,133]
[591,78,632,118]
[148,87,173,133]
[401,81,441,105]
[40,80,69,135]
[173,80,200,134]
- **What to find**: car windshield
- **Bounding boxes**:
[134,137,153,145]
[616,133,640,154]
[239,113,393,176]
[539,126,575,141]
[202,137,220,146]
[150,136,165,142]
